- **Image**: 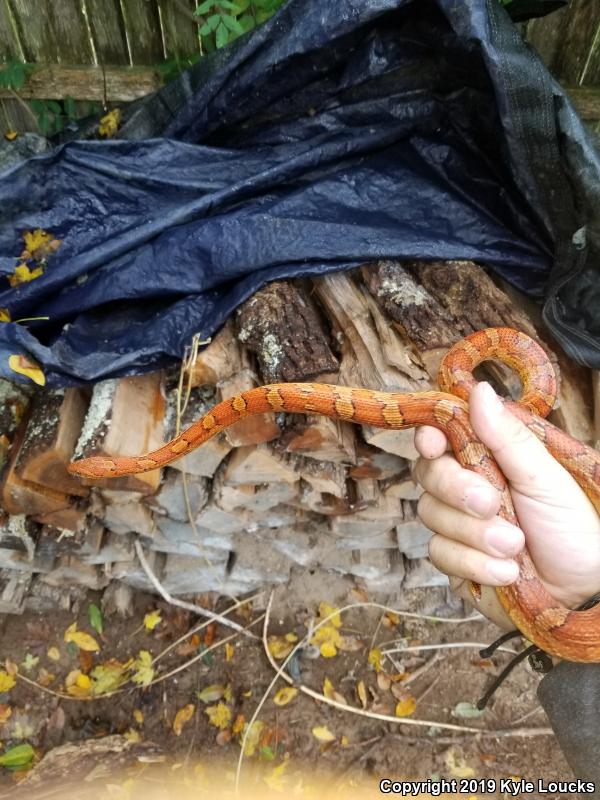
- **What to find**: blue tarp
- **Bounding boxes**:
[0,0,598,386]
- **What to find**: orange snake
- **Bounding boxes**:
[68,327,600,662]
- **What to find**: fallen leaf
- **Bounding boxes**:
[47,647,60,662]
[98,108,122,138]
[377,673,391,691]
[133,709,144,724]
[173,704,195,736]
[356,680,368,709]
[225,643,234,662]
[452,701,485,719]
[37,669,54,687]
[64,623,100,652]
[263,758,288,792]
[445,748,476,779]
[0,671,16,693]
[273,688,297,707]
[242,720,265,756]
[4,131,17,142]
[143,610,162,631]
[124,728,141,743]
[318,602,341,628]
[0,309,10,322]
[23,229,51,255]
[0,705,11,724]
[267,635,295,660]
[322,677,346,705]
[131,651,154,687]
[8,264,44,288]
[368,648,383,673]
[20,654,38,673]
[311,624,341,658]
[312,725,336,743]
[205,702,231,730]
[197,684,226,704]
[88,603,103,635]
[216,729,232,746]
[232,714,245,735]
[382,612,400,628]
[8,354,45,386]
[0,743,34,770]
[91,661,128,695]
[337,635,363,652]
[177,633,200,657]
[204,623,216,647]
[395,694,417,717]
[65,670,91,698]
[4,660,18,676]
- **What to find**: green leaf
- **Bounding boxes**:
[221,14,244,33]
[217,0,239,9]
[88,603,103,635]
[260,745,275,760]
[238,13,256,31]
[0,743,35,770]
[207,13,221,30]
[215,21,229,48]
[452,701,485,719]
[20,653,39,672]
[196,0,215,13]
[47,100,63,115]
[63,97,77,120]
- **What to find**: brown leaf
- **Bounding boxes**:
[337,636,363,652]
[377,673,391,691]
[0,704,12,724]
[356,680,368,710]
[78,650,94,674]
[204,623,216,648]
[176,633,201,657]
[173,704,195,736]
[216,729,232,746]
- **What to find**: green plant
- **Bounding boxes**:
[0,59,35,91]
[195,0,287,51]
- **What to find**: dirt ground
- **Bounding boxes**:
[0,568,573,799]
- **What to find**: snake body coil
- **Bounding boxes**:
[68,328,600,662]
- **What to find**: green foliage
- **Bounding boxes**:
[0,60,35,91]
[0,743,34,770]
[195,0,287,51]
[88,602,104,635]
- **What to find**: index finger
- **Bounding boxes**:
[414,425,450,460]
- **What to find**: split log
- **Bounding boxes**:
[218,367,281,446]
[73,373,165,494]
[185,320,240,388]
[15,388,89,497]
[235,280,339,382]
[0,379,32,473]
[222,444,298,486]
[280,414,356,464]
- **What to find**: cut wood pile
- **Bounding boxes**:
[0,261,597,614]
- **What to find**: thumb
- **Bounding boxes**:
[468,381,571,498]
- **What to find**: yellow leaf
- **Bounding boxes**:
[340,735,349,747]
[223,684,232,703]
[23,229,52,254]
[76,673,91,690]
[133,709,144,724]
[0,704,12,724]
[131,651,154,686]
[225,643,234,662]
[263,757,289,792]
[64,622,100,652]
[197,684,226,704]
[124,728,141,743]
[357,680,368,709]
[4,130,17,141]
[232,713,245,735]
[319,640,338,658]
[267,635,294,660]
[445,748,476,779]
[323,677,335,700]
[242,720,265,757]
[8,354,45,386]
[91,661,128,695]
[47,647,60,661]
[284,632,298,643]
[143,610,162,631]
[273,687,298,707]
[318,602,341,628]
[0,671,16,693]
[205,702,231,730]
[394,695,417,717]
[99,108,122,138]
[0,309,10,322]
[173,704,195,736]
[66,669,91,697]
[368,648,383,673]
[8,263,44,287]
[312,725,336,743]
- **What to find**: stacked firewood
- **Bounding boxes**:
[0,261,597,613]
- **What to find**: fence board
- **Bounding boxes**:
[48,0,94,64]
[158,0,200,59]
[0,0,22,60]
[551,0,600,85]
[119,0,164,63]
[7,0,59,61]
[84,0,129,65]
[0,64,161,100]
[525,5,571,70]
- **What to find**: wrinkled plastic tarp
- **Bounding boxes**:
[0,0,598,386]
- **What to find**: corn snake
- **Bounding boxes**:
[68,327,600,662]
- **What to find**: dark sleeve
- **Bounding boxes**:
[537,662,600,790]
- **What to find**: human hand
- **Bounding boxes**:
[413,381,600,628]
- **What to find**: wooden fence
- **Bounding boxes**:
[0,0,599,133]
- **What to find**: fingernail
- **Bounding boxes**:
[464,485,497,518]
[485,522,523,556]
[488,559,519,584]
[478,382,504,415]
